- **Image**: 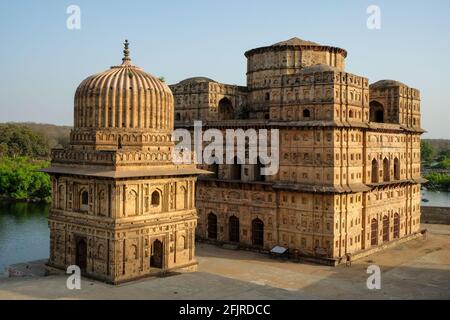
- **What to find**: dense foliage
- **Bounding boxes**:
[0,124,51,158]
[425,172,450,191]
[0,157,51,200]
[420,141,435,163]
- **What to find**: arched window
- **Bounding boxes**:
[371,159,379,183]
[382,215,390,242]
[151,191,160,207]
[349,110,353,118]
[303,108,311,118]
[218,98,233,120]
[252,218,264,247]
[370,218,378,246]
[265,92,270,101]
[394,157,400,180]
[229,216,240,242]
[81,191,89,205]
[393,213,400,239]
[177,186,187,210]
[127,190,139,216]
[175,113,181,121]
[383,158,390,182]
[207,213,218,240]
[369,101,385,123]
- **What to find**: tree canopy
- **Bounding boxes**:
[420,141,435,163]
[0,157,51,200]
[0,124,51,158]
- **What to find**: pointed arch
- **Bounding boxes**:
[393,213,400,239]
[371,159,379,183]
[371,218,378,246]
[382,215,390,242]
[383,158,390,182]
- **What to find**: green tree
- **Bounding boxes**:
[421,141,435,162]
[0,157,51,200]
[0,124,50,158]
[439,157,450,169]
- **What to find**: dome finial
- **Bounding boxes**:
[122,39,131,65]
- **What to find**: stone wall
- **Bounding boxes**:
[421,206,450,225]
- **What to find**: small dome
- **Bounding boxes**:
[272,37,319,47]
[74,40,174,132]
[370,79,406,88]
[178,76,217,84]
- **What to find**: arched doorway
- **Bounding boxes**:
[369,101,384,123]
[393,213,400,239]
[218,98,233,120]
[150,239,163,269]
[252,218,264,247]
[76,238,87,271]
[382,215,390,242]
[207,213,218,240]
[370,219,378,246]
[229,215,240,242]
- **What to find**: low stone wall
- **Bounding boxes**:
[422,206,450,225]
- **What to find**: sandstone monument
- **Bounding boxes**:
[43,41,205,283]
[171,37,425,265]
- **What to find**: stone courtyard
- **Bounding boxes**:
[1,223,449,300]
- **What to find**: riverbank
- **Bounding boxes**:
[0,195,50,204]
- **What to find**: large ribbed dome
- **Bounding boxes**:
[74,40,173,132]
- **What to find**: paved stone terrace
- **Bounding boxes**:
[0,224,449,300]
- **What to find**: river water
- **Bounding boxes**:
[0,201,49,274]
[0,190,449,274]
[421,189,450,207]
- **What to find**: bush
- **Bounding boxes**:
[0,157,51,200]
[425,172,450,191]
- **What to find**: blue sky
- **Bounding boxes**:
[0,0,449,138]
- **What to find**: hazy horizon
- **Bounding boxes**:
[0,0,449,138]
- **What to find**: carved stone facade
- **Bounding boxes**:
[171,77,247,122]
[44,41,205,283]
[171,37,425,264]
